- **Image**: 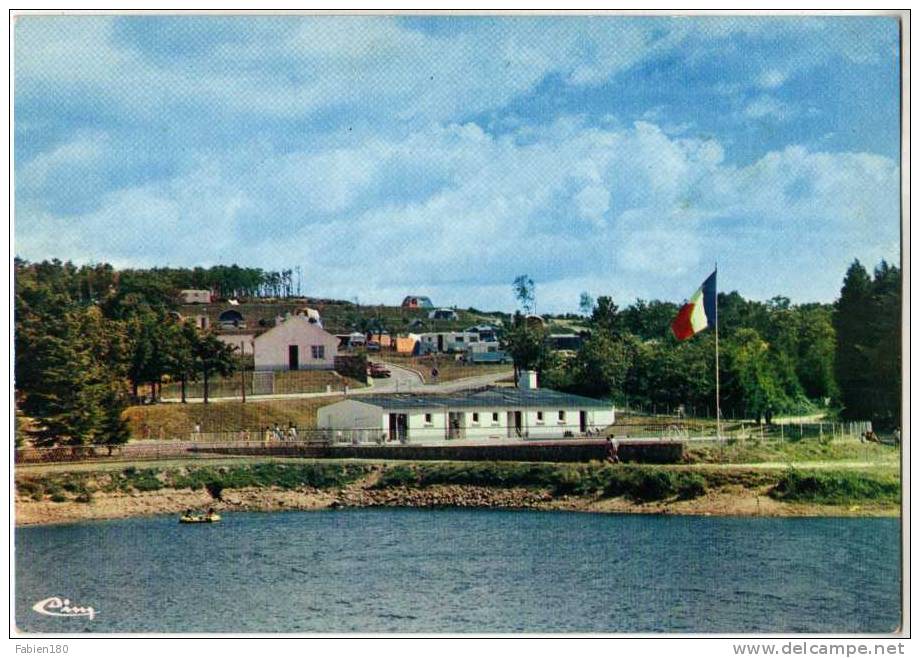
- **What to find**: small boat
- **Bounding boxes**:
[179,513,221,524]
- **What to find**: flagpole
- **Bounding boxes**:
[715,262,722,441]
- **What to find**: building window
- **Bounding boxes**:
[311,345,325,359]
[558,410,566,423]
[472,412,480,424]
[456,336,464,343]
[491,412,499,423]
[424,413,433,425]
[536,411,544,423]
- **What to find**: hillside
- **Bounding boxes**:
[179,298,589,336]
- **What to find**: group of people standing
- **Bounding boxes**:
[261,422,299,443]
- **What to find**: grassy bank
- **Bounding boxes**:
[378,354,512,383]
[16,460,900,517]
[123,396,341,439]
[686,438,899,465]
[159,370,364,400]
[16,462,371,502]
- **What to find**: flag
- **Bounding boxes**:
[671,271,717,340]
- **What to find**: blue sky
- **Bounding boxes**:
[14,15,901,312]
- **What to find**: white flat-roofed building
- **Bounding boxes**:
[317,385,614,443]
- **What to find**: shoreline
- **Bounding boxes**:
[15,483,899,527]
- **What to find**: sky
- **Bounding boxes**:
[14,14,902,313]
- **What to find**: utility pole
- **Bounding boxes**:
[240,341,246,403]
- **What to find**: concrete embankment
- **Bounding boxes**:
[188,440,685,464]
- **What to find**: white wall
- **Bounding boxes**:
[317,399,387,443]
[316,399,616,443]
[253,316,339,371]
[406,410,448,442]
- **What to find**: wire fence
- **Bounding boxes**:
[155,370,358,401]
[16,417,881,465]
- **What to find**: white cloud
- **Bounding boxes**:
[15,119,899,311]
[757,69,788,89]
[18,132,107,193]
[744,94,796,121]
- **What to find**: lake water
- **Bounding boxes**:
[16,509,900,633]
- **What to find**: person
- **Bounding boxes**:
[606,437,620,464]
[273,423,282,441]
[288,424,298,441]
[263,426,271,445]
[894,428,901,445]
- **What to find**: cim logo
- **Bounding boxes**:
[32,597,96,621]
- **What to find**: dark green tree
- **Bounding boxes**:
[193,331,238,404]
[590,296,622,337]
[501,312,548,381]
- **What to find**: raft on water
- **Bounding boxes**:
[179,513,221,524]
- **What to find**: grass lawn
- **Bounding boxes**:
[160,370,364,399]
[685,437,900,466]
[378,353,512,383]
[123,396,342,439]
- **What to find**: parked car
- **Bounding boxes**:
[367,362,391,378]
[366,340,381,352]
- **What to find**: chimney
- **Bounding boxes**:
[517,370,538,390]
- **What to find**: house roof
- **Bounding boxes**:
[348,387,611,410]
[253,315,338,344]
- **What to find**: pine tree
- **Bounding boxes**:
[834,260,877,421]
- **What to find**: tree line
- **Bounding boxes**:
[13,259,306,303]
[504,260,900,428]
[15,259,239,447]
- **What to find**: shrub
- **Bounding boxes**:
[769,470,900,505]
[628,470,675,502]
[374,464,418,488]
[205,481,224,500]
[675,473,707,500]
[131,471,163,492]
[75,491,93,504]
[552,467,584,495]
[49,493,67,503]
[17,480,42,496]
